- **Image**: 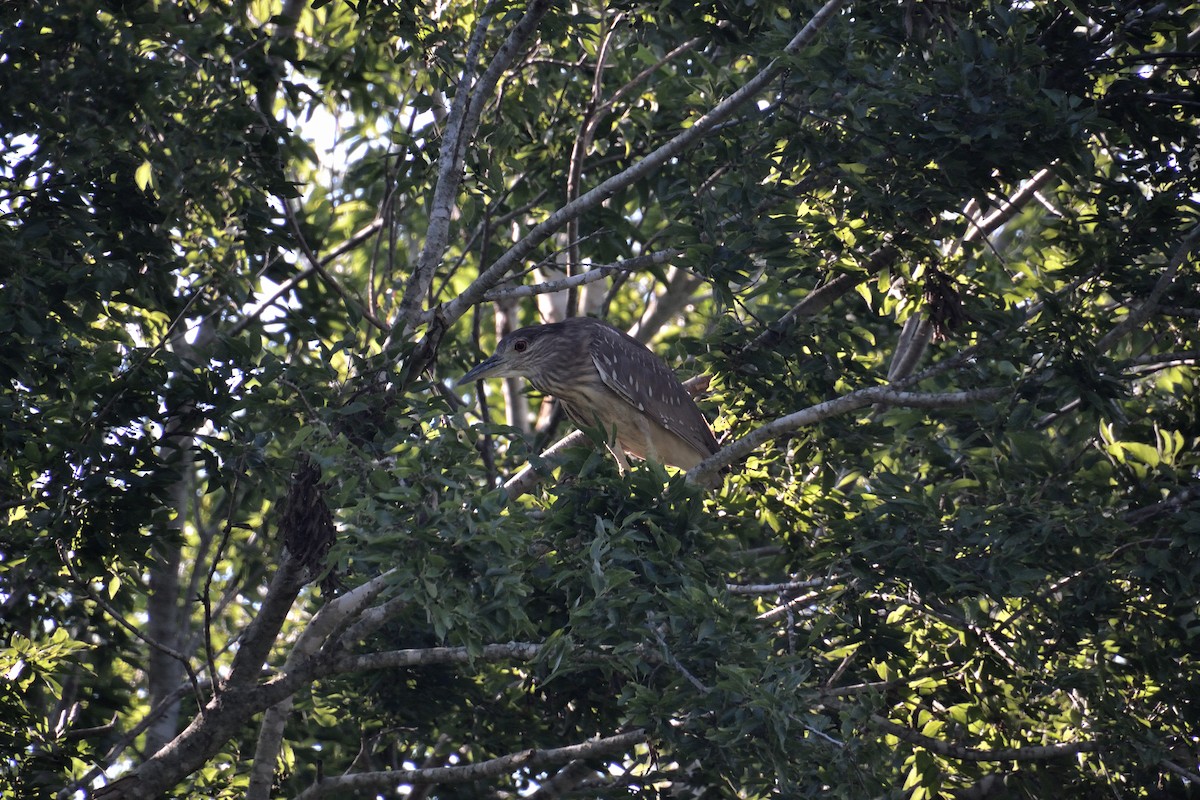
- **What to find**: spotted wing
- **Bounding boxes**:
[587,322,719,459]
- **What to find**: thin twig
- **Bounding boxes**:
[57,542,205,709]
[203,467,242,693]
[1096,222,1200,353]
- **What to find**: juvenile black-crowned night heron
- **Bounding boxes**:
[459,317,719,471]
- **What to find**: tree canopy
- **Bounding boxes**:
[2,0,1199,798]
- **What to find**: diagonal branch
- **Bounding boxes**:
[687,385,1007,485]
[247,569,399,800]
[393,0,553,334]
[745,243,899,352]
[1096,221,1200,353]
[857,708,1098,762]
[427,0,851,333]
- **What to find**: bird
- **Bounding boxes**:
[458,317,720,472]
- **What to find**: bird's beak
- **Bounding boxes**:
[457,354,504,386]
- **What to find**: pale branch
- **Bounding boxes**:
[392,11,491,331]
[726,576,845,595]
[790,714,846,749]
[884,166,1059,383]
[434,186,550,300]
[334,591,411,649]
[502,429,590,499]
[629,265,708,343]
[756,591,821,622]
[750,166,1056,376]
[1096,221,1200,353]
[527,760,599,799]
[329,642,543,675]
[432,0,850,333]
[564,13,624,317]
[490,264,619,302]
[651,626,710,694]
[483,250,680,301]
[1159,758,1200,785]
[885,316,932,383]
[595,31,711,118]
[394,0,552,333]
[1127,350,1200,372]
[1122,486,1198,525]
[248,570,399,800]
[687,385,1007,485]
[291,730,648,800]
[964,166,1056,245]
[247,695,295,800]
[818,663,956,699]
[1036,222,1200,428]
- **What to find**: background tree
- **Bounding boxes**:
[2,0,1199,798]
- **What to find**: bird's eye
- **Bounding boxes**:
[513,339,528,353]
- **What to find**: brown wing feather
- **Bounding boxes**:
[586,321,719,459]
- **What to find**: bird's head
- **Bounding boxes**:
[457,324,562,385]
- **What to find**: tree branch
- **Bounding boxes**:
[291,730,647,800]
[56,542,205,710]
[726,576,845,595]
[687,385,1007,485]
[394,0,553,334]
[430,0,850,333]
[483,250,680,302]
[861,709,1098,762]
[499,374,712,498]
[1096,221,1200,353]
[247,570,398,800]
[328,641,542,675]
[231,218,385,337]
[745,243,898,352]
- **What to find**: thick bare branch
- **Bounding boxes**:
[248,570,398,800]
[501,430,590,499]
[726,576,845,595]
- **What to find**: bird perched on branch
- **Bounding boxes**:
[459,317,719,472]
